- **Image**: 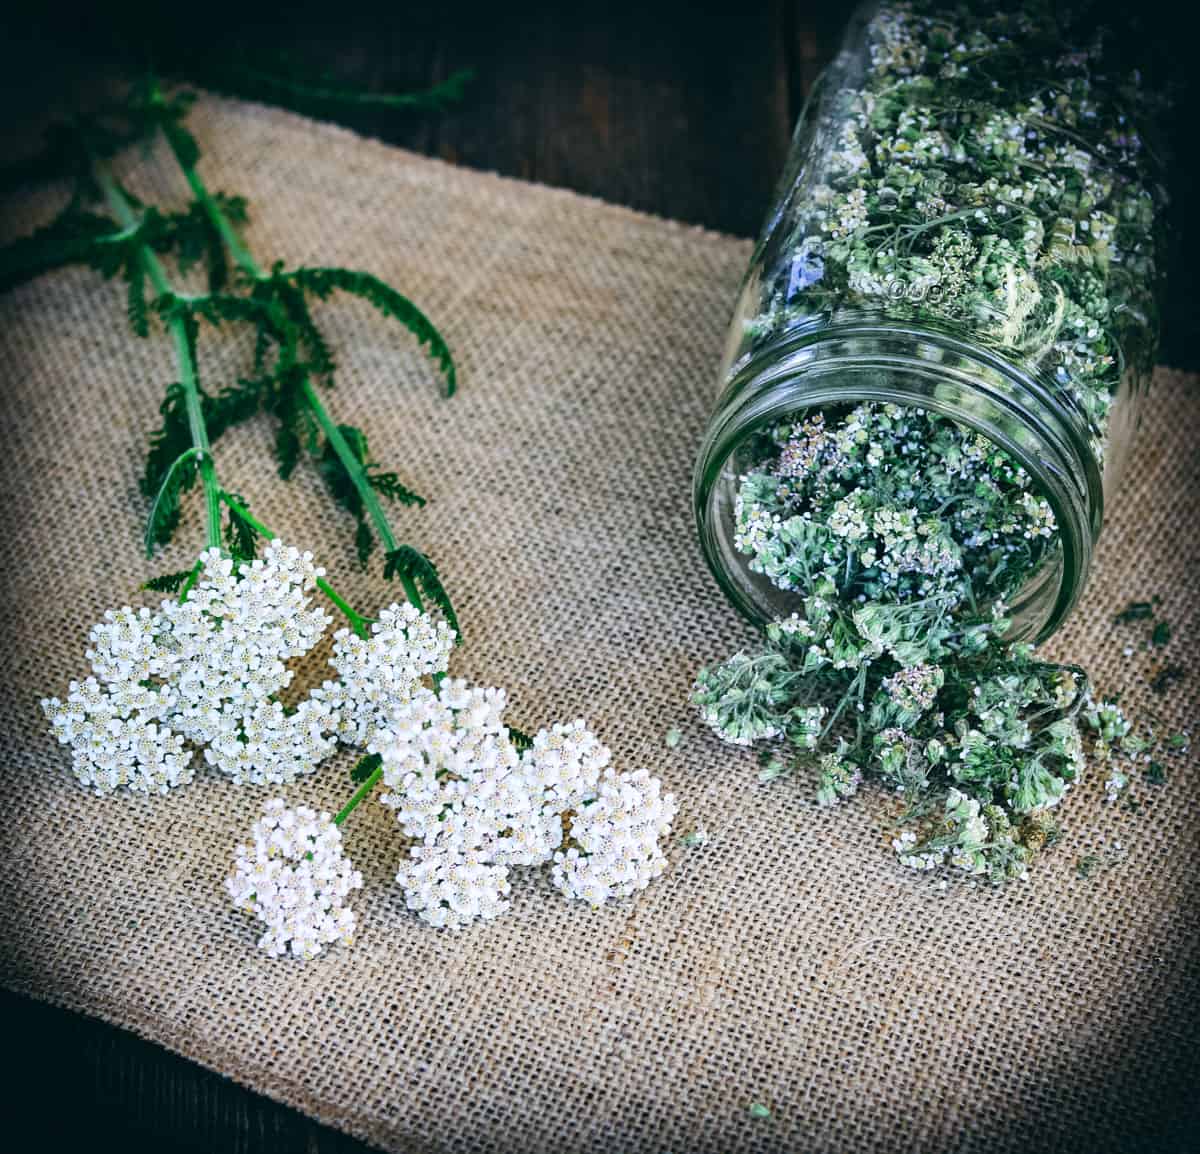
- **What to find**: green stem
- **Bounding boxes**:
[94,162,222,551]
[333,765,383,826]
[178,558,203,603]
[218,491,372,637]
[162,121,257,274]
[226,64,472,113]
[299,377,422,609]
[153,92,423,611]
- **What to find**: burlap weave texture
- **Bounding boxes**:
[0,98,1196,1153]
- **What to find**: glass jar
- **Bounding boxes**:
[695,0,1162,643]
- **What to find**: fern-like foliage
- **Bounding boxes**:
[3,78,462,590]
[286,266,456,396]
[159,289,276,332]
[197,48,473,117]
[384,546,459,635]
[125,259,149,337]
[0,208,120,293]
[368,471,426,506]
[261,362,312,480]
[350,752,383,784]
[144,446,201,556]
[318,424,427,566]
[223,492,259,563]
[134,84,202,169]
[266,272,335,379]
[141,371,268,552]
[318,423,375,564]
[206,376,269,441]
[142,382,196,545]
[140,569,194,593]
[148,196,247,291]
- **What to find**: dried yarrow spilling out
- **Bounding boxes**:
[696,604,1143,883]
[695,0,1164,882]
[694,403,1141,881]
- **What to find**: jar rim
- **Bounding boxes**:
[694,314,1103,643]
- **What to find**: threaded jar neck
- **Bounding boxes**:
[694,314,1103,643]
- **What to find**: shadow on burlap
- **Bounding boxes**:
[0,98,1196,1154]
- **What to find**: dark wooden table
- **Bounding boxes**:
[2,2,1196,1150]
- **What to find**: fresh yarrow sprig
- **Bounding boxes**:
[43,504,678,950]
[4,77,457,599]
[17,78,677,956]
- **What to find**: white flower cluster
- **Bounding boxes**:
[43,541,340,794]
[163,543,331,749]
[42,676,191,795]
[52,555,676,948]
[318,601,455,747]
[552,769,676,905]
[371,682,677,928]
[227,799,362,960]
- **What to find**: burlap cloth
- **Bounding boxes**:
[0,97,1196,1153]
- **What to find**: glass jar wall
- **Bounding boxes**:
[695,0,1162,643]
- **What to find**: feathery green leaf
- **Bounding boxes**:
[223,491,259,563]
[205,376,268,441]
[143,381,193,499]
[275,417,303,480]
[288,266,456,395]
[384,546,459,635]
[368,471,426,507]
[198,48,473,117]
[0,209,119,293]
[354,519,374,567]
[144,446,202,556]
[140,569,195,593]
[318,422,371,532]
[350,752,383,784]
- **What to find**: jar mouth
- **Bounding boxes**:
[694,316,1103,643]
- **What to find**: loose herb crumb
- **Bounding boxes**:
[1076,848,1126,879]
[757,752,789,783]
[1150,665,1186,695]
[665,727,682,749]
[1115,602,1155,624]
[1151,621,1172,648]
[1145,761,1167,785]
[681,827,710,848]
[747,1103,772,1120]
